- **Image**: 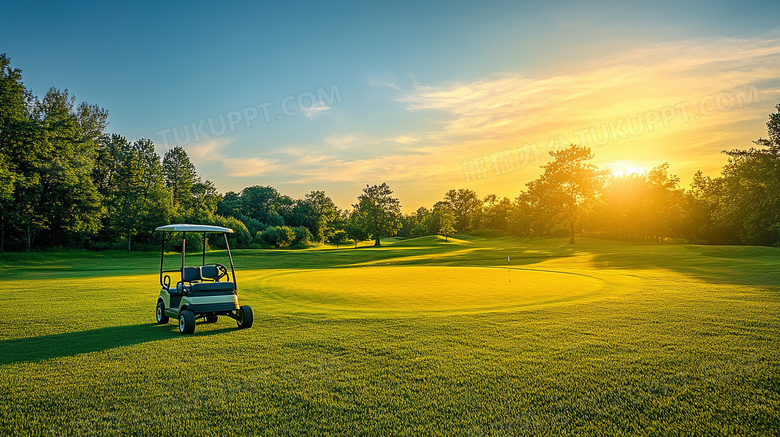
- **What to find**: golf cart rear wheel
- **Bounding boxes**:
[156,301,169,324]
[179,310,195,334]
[236,305,253,329]
[204,315,218,323]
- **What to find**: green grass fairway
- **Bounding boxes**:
[258,266,605,316]
[1,236,779,435]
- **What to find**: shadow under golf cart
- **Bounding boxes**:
[0,322,238,366]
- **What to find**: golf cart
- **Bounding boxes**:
[154,224,253,334]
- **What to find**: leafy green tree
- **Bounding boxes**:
[410,223,426,237]
[344,208,369,248]
[423,201,447,235]
[443,189,482,231]
[239,185,288,226]
[22,87,107,248]
[162,146,198,210]
[0,154,14,252]
[354,183,401,247]
[191,179,221,215]
[291,190,337,242]
[433,206,456,242]
[0,54,24,250]
[276,226,295,249]
[0,54,25,147]
[680,170,735,244]
[291,226,313,247]
[507,195,535,237]
[209,215,251,249]
[398,207,429,237]
[711,104,780,245]
[328,229,348,248]
[217,191,242,218]
[639,163,685,242]
[97,136,172,249]
[420,201,456,241]
[241,218,265,240]
[266,225,295,248]
[525,144,605,244]
[1,58,108,250]
[480,194,511,231]
[6,124,45,251]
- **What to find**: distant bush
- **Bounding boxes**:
[292,226,313,247]
[242,218,265,239]
[410,224,426,238]
[201,216,252,249]
[327,230,349,248]
[258,226,296,249]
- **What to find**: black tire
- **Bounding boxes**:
[204,315,218,323]
[156,301,169,324]
[236,305,253,329]
[179,310,195,335]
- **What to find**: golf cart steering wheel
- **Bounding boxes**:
[208,263,229,281]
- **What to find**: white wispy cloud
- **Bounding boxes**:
[368,72,402,90]
[302,101,333,119]
[185,137,277,178]
[389,135,420,145]
[225,157,278,178]
[187,137,234,161]
[324,134,358,149]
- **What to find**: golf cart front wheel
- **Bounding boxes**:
[156,301,169,324]
[236,305,253,329]
[179,310,195,335]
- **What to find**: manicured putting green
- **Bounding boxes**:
[257,266,605,315]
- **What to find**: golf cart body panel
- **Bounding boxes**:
[158,290,240,318]
[154,223,253,334]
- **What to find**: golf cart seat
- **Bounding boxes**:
[177,265,235,294]
[183,266,202,282]
[199,265,221,280]
[171,267,200,294]
[191,281,236,293]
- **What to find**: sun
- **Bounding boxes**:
[615,166,645,176]
[607,162,647,177]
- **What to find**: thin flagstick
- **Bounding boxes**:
[507,255,511,283]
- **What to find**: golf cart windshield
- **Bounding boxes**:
[156,224,237,292]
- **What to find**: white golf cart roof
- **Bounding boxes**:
[155,224,234,233]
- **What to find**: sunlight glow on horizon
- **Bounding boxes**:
[606,163,648,178]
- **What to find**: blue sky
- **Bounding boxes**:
[2,0,780,210]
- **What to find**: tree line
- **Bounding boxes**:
[400,106,780,248]
[2,53,779,251]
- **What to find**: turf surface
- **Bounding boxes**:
[1,236,778,435]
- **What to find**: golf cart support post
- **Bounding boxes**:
[157,224,238,292]
[154,224,253,334]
